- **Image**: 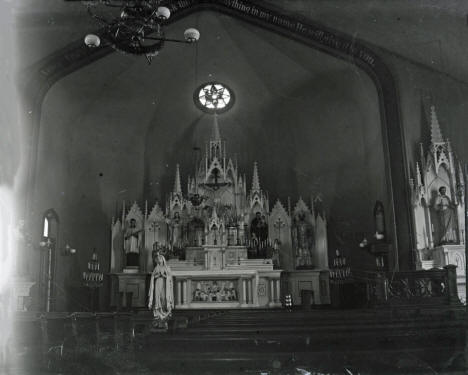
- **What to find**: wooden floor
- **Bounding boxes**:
[7,306,468,374]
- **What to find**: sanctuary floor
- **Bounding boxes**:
[6,306,468,375]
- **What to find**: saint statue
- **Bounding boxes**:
[170,212,182,249]
[293,212,313,267]
[124,218,142,267]
[148,252,174,328]
[250,212,268,256]
[434,186,458,245]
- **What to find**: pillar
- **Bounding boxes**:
[182,280,187,305]
[270,279,275,302]
[186,278,192,306]
[275,279,281,303]
[242,279,247,304]
[177,280,182,306]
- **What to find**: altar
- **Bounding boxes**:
[109,115,330,309]
[171,263,282,309]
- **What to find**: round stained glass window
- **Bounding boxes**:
[194,82,235,113]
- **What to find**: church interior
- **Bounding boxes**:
[1,0,468,374]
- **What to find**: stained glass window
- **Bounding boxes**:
[194,82,234,113]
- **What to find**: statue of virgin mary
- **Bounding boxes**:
[148,252,174,327]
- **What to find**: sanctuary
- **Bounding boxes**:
[109,116,330,309]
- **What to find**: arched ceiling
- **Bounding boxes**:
[14,0,468,83]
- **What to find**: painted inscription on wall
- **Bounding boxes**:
[167,0,376,67]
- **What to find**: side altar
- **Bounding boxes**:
[410,106,466,302]
[109,116,330,309]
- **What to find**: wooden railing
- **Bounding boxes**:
[352,265,460,306]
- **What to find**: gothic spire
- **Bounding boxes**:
[212,113,221,141]
[430,105,444,144]
[173,164,182,193]
[251,162,260,191]
[416,162,422,186]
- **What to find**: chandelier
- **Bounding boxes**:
[83,1,200,64]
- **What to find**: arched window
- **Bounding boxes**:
[42,209,59,239]
[40,209,59,312]
[42,216,49,237]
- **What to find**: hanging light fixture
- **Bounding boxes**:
[83,1,200,64]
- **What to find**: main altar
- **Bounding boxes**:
[109,115,330,309]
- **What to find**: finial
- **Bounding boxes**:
[430,105,444,144]
[173,164,182,193]
[251,162,260,191]
[416,162,422,186]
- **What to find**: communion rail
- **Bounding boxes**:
[352,265,460,307]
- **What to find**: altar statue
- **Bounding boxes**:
[170,212,182,249]
[293,212,313,267]
[124,218,142,266]
[434,186,457,245]
[148,252,174,327]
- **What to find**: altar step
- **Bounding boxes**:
[225,259,274,270]
[166,259,204,271]
[175,307,466,334]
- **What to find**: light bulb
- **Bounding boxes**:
[156,6,170,20]
[184,28,200,43]
[84,34,101,48]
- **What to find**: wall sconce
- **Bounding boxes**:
[63,244,76,256]
[39,237,55,249]
[39,238,76,256]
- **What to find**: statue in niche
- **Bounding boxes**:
[271,239,281,269]
[434,186,458,245]
[124,218,142,267]
[188,218,204,247]
[148,252,174,329]
[169,212,182,250]
[250,212,268,257]
[293,212,313,268]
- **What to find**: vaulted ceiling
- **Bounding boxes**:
[14,0,468,83]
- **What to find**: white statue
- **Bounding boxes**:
[124,218,142,267]
[148,252,174,327]
[434,186,457,245]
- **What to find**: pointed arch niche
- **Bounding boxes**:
[21,1,413,270]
